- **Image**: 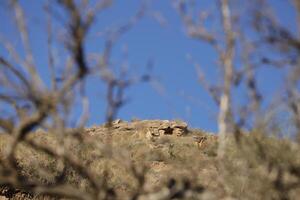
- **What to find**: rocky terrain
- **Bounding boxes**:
[0,120,299,200]
[0,120,218,200]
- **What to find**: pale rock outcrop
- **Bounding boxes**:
[86,119,188,140]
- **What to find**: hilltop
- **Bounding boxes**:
[0,120,299,200]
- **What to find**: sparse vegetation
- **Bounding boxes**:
[1,121,300,199]
[1,0,300,199]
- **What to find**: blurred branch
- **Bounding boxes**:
[10,0,44,88]
[216,0,235,157]
[174,0,216,44]
[174,0,236,156]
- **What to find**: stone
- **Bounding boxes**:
[146,120,188,137]
[170,121,188,129]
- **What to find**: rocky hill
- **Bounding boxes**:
[0,120,299,200]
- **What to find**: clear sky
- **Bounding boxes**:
[0,0,296,132]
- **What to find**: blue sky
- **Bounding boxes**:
[0,0,296,132]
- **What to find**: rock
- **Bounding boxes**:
[143,120,188,141]
[192,135,207,148]
[158,120,188,136]
[170,121,188,129]
[173,128,185,136]
[86,119,189,140]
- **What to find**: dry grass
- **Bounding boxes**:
[0,121,300,199]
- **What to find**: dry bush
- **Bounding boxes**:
[220,132,300,200]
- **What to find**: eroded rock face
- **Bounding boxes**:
[145,120,188,140]
[86,119,188,139]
